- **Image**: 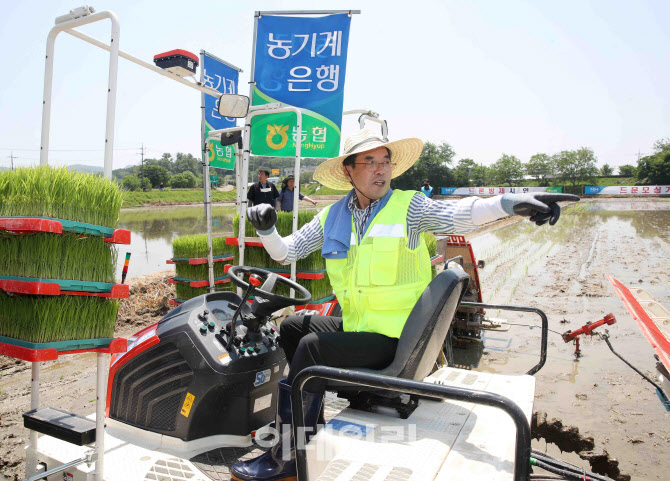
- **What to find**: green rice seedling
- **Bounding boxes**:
[172,234,230,259]
[0,166,123,228]
[175,262,227,281]
[233,211,327,272]
[0,232,117,283]
[0,291,119,343]
[234,210,318,238]
[424,233,437,279]
[171,234,235,301]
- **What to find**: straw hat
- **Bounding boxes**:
[313,128,423,190]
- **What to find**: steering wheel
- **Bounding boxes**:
[227,266,312,306]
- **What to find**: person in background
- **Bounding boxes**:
[277,175,317,212]
[421,179,433,197]
[247,169,279,208]
[159,181,164,192]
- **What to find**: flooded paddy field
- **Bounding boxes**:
[456,198,670,479]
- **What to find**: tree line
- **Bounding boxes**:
[390,136,670,193]
[112,152,324,191]
[113,136,670,192]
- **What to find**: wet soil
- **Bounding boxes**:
[455,198,670,480]
[1,198,669,480]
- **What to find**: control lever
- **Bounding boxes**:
[226,274,261,351]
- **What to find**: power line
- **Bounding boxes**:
[0,147,143,152]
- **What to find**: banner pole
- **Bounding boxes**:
[235,12,261,295]
[200,50,215,292]
[290,110,302,298]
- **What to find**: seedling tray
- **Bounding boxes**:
[430,254,444,266]
[167,254,233,265]
[0,335,126,362]
[222,264,326,280]
[0,275,129,298]
[168,276,231,288]
[0,216,130,244]
[225,236,264,247]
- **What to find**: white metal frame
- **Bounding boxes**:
[40,10,220,180]
[32,7,223,480]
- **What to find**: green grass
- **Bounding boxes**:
[302,184,349,196]
[0,166,122,228]
[0,232,117,283]
[123,189,236,207]
[0,291,119,343]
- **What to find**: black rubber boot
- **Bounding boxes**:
[231,379,323,481]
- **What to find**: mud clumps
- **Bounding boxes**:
[532,410,595,452]
[532,411,630,481]
[116,271,174,331]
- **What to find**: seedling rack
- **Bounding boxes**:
[168,275,231,288]
[0,217,130,244]
[166,253,233,265]
[0,275,129,298]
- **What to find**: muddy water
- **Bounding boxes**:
[115,204,238,279]
[455,198,670,480]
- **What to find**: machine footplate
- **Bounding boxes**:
[23,406,96,446]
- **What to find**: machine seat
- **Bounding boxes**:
[328,268,470,411]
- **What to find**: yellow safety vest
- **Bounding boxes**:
[320,190,431,338]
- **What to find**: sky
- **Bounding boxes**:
[0,0,668,172]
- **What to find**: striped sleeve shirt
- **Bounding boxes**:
[281,190,480,265]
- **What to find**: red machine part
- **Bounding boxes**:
[562,313,617,358]
[445,234,483,303]
[153,49,199,77]
[106,325,160,415]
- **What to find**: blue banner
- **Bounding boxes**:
[441,186,563,195]
[202,52,240,169]
[251,13,352,157]
[584,186,605,194]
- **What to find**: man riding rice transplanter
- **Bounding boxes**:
[230,128,579,481]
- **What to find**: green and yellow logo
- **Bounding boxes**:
[266,124,289,150]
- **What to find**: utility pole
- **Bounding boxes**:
[8,152,17,171]
[138,143,147,191]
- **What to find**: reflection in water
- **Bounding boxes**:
[116,206,238,279]
[119,206,238,242]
